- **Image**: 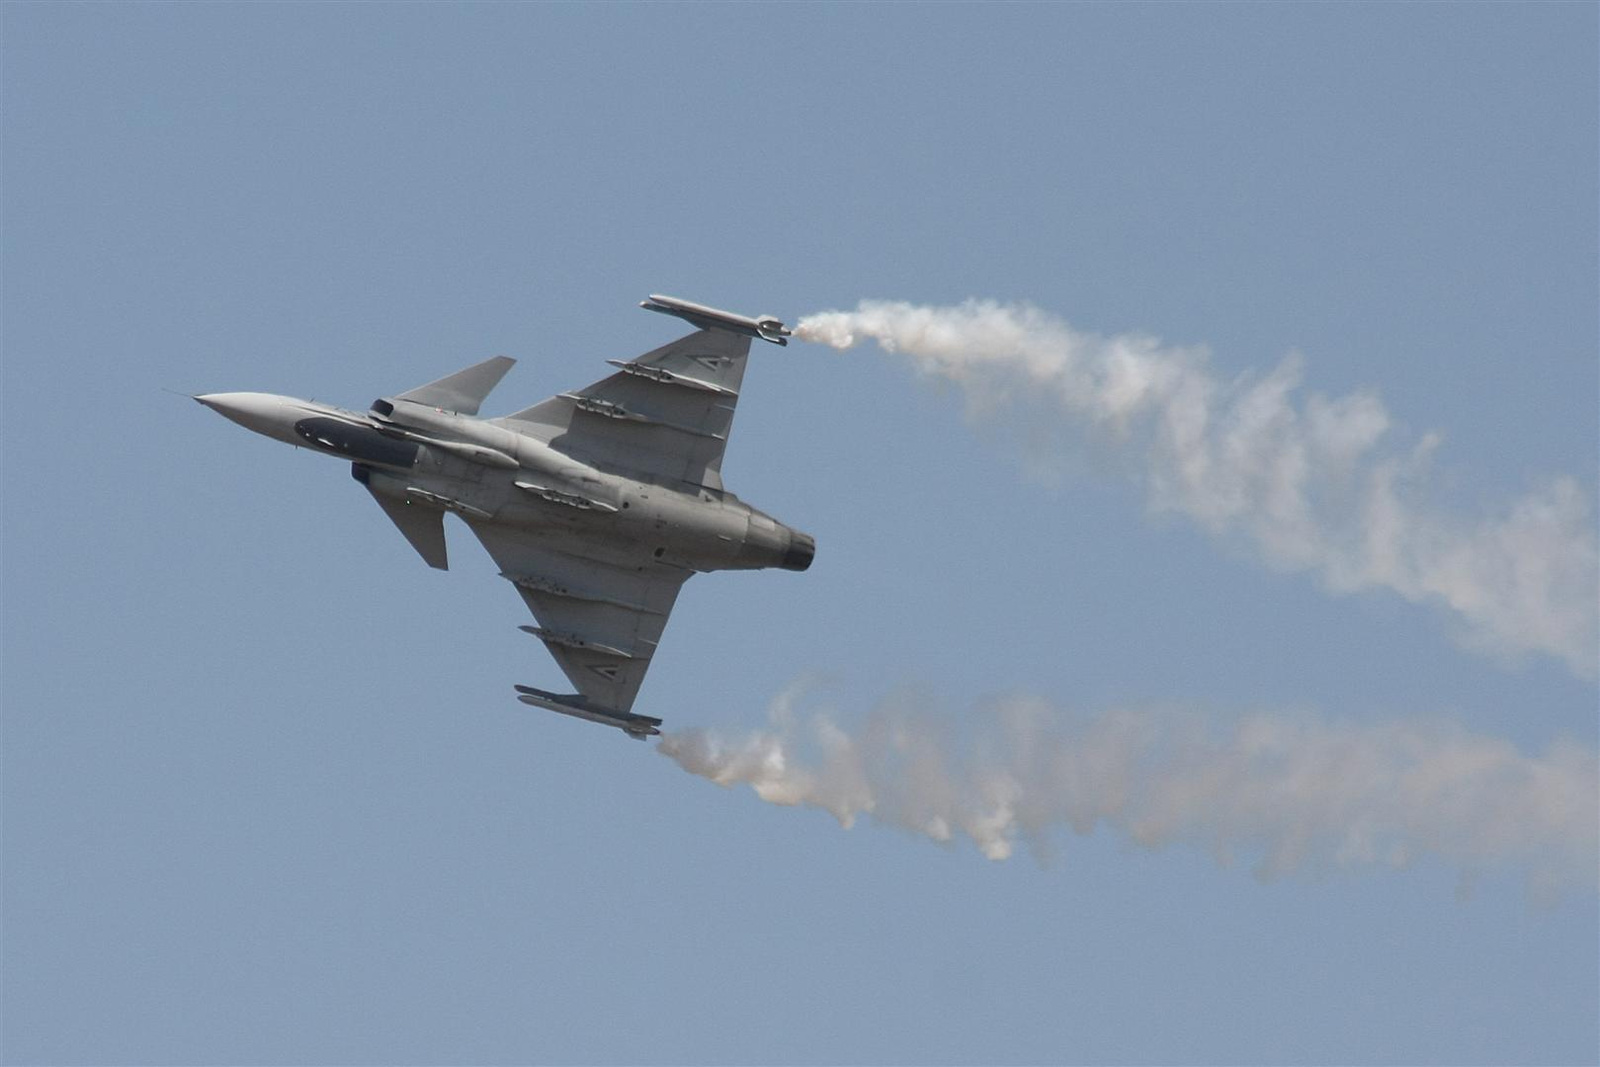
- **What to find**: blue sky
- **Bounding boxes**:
[3,4,1595,1065]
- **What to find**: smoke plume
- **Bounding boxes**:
[658,686,1598,892]
[795,301,1598,678]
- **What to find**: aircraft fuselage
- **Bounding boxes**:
[195,390,814,575]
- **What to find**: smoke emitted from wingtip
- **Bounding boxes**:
[658,688,1599,892]
[795,301,1598,678]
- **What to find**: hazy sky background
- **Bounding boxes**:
[4,4,1596,1065]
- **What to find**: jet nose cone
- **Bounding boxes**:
[194,392,265,423]
[194,391,298,444]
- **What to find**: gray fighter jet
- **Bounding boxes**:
[197,297,813,739]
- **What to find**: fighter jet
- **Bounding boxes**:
[196,296,813,739]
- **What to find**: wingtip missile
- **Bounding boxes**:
[514,684,663,740]
[640,294,791,346]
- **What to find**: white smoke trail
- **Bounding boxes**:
[658,687,1599,893]
[795,301,1598,678]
